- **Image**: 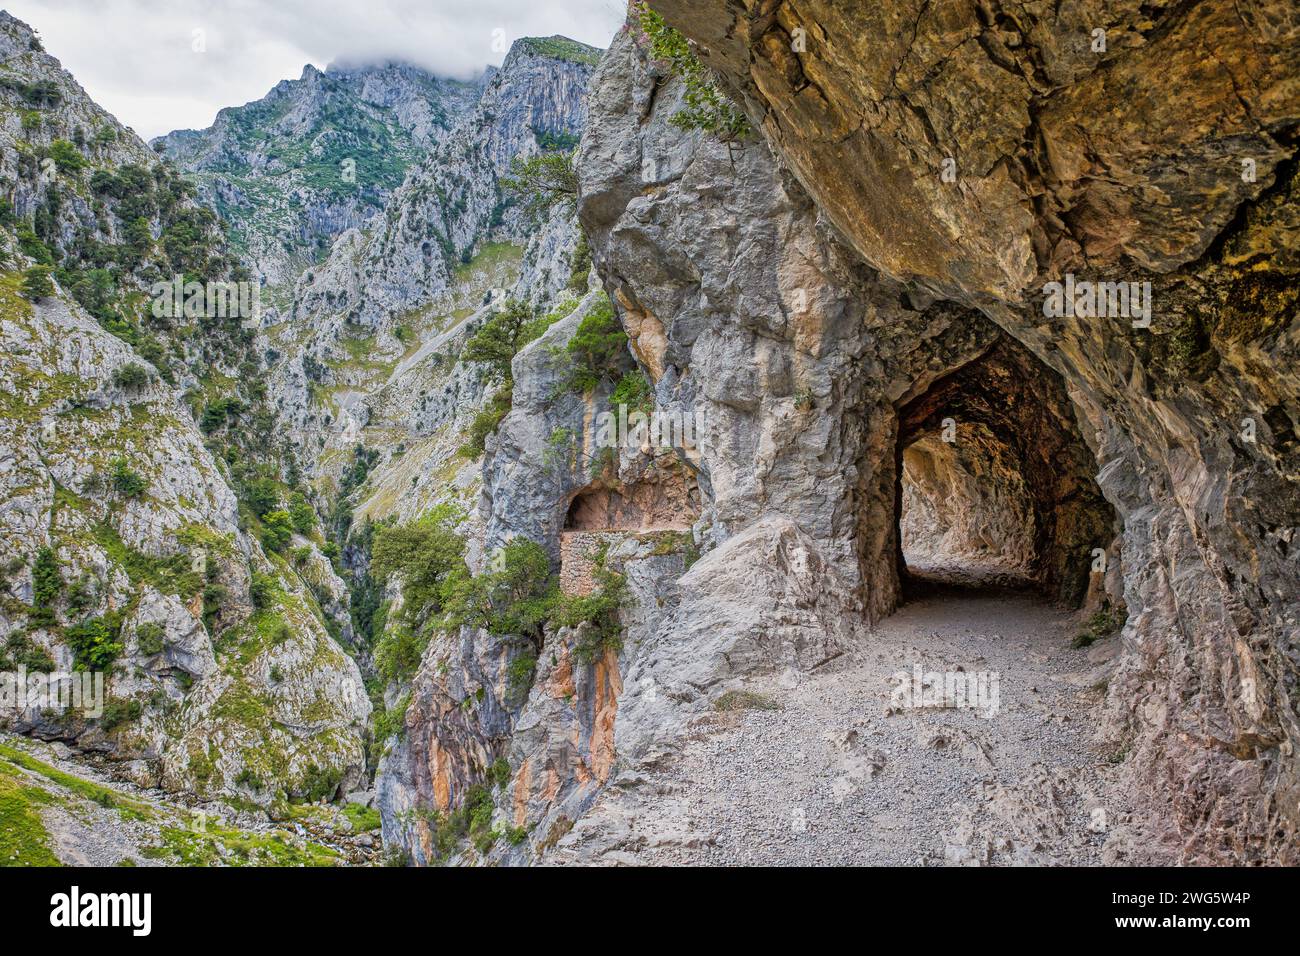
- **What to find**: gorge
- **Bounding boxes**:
[0,1,1295,868]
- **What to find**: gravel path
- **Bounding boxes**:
[563,570,1126,866]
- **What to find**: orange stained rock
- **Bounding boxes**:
[512,757,531,828]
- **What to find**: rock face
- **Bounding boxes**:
[373,24,1121,865]
[578,26,1119,618]
[627,2,1300,864]
[0,280,370,805]
[262,37,599,495]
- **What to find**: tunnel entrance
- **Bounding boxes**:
[894,337,1116,605]
[558,462,700,596]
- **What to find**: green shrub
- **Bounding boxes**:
[550,543,626,663]
[456,300,564,457]
[244,477,280,518]
[1073,602,1125,649]
[3,633,56,672]
[370,504,468,629]
[259,509,294,553]
[109,457,147,498]
[31,547,62,625]
[20,265,54,301]
[100,696,143,730]
[112,362,150,390]
[505,652,538,704]
[135,622,165,656]
[500,153,577,218]
[634,3,751,140]
[17,227,53,265]
[299,764,343,803]
[461,299,552,386]
[489,757,512,789]
[610,369,653,416]
[288,492,316,534]
[443,538,556,639]
[64,574,94,613]
[563,296,626,394]
[458,389,512,458]
[567,231,592,293]
[200,396,244,433]
[426,783,497,861]
[373,626,427,685]
[249,573,278,610]
[48,139,88,174]
[65,611,125,671]
[372,693,410,745]
[201,583,227,630]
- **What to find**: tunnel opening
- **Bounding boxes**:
[559,461,701,595]
[899,426,1039,588]
[893,337,1117,605]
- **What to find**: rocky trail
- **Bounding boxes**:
[557,569,1128,866]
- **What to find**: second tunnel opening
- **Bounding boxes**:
[894,337,1117,605]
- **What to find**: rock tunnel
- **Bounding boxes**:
[892,337,1117,605]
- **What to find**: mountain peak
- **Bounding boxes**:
[507,35,602,68]
[0,9,47,58]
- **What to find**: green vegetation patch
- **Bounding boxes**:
[1072,603,1125,649]
[518,36,602,66]
[343,802,381,833]
[714,690,782,712]
[0,773,61,866]
[633,4,751,140]
[562,295,627,394]
[92,523,202,599]
[140,823,338,867]
[0,743,151,821]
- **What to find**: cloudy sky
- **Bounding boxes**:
[5,0,627,139]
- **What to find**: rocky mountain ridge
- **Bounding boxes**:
[155,60,484,292]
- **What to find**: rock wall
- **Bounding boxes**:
[642,0,1300,864]
[0,286,370,805]
[465,25,1114,863]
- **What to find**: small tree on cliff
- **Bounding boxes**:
[21,265,54,302]
[501,152,578,219]
[632,2,751,143]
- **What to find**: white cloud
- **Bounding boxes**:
[4,0,626,139]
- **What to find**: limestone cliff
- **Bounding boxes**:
[0,10,369,808]
[611,1,1300,864]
